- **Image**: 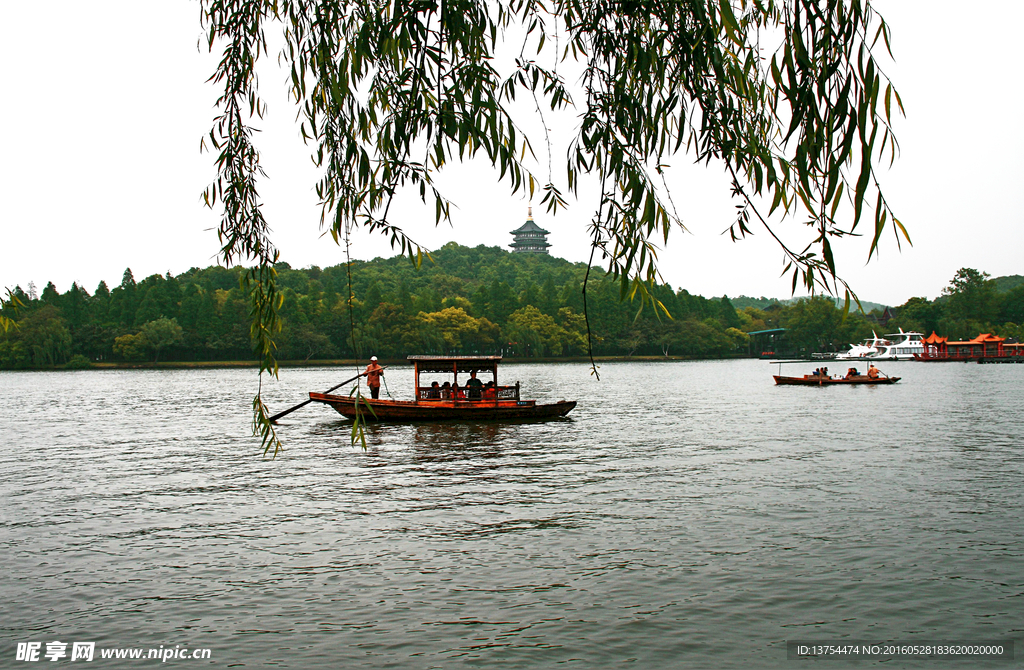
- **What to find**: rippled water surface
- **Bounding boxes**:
[2,360,1022,668]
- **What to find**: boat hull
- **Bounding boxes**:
[309,392,577,422]
[773,375,900,386]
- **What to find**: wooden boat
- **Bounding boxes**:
[310,355,577,422]
[773,374,900,386]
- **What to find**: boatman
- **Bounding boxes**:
[365,356,384,399]
[466,371,484,400]
[867,364,880,379]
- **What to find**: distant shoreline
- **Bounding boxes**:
[2,355,751,372]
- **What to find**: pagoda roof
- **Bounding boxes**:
[510,219,549,235]
[947,333,1005,345]
[923,331,947,344]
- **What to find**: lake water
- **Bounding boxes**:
[1,360,1021,668]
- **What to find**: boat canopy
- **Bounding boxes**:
[407,355,501,375]
[408,355,505,398]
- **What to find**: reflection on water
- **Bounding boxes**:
[1,360,1022,668]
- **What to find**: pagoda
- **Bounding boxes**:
[509,207,551,254]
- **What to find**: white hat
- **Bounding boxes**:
[371,356,378,361]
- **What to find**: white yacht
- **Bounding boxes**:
[870,329,925,360]
[836,329,924,361]
[836,332,884,359]
[836,331,887,360]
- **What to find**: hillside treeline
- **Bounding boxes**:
[883,268,1024,342]
[1,244,749,367]
[1,244,1020,369]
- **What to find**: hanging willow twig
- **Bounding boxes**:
[201,0,907,451]
[0,289,25,333]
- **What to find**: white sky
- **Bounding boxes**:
[1,1,1021,306]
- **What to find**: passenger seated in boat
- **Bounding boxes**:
[452,382,464,399]
[426,381,441,399]
[867,364,880,379]
[846,367,859,379]
[466,371,484,400]
[482,381,497,400]
[441,381,452,399]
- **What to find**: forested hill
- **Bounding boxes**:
[1,243,754,367]
[2,245,1021,369]
[993,275,1024,293]
[732,295,889,313]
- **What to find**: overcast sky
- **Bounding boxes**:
[2,1,1021,306]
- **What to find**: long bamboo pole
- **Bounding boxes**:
[269,367,385,422]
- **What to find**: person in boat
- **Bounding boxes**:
[365,356,384,399]
[426,381,441,399]
[867,364,880,379]
[482,380,497,400]
[846,367,859,379]
[440,381,452,399]
[466,371,484,400]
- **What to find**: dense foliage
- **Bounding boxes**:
[3,251,1018,371]
[0,245,751,368]
[886,269,1024,342]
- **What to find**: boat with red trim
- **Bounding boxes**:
[773,373,901,386]
[309,355,577,422]
[770,360,900,385]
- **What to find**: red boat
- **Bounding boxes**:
[773,373,900,386]
[310,355,577,422]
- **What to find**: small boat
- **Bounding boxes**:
[773,373,900,386]
[309,355,577,422]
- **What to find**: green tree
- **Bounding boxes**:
[113,332,147,361]
[943,268,998,327]
[15,305,73,366]
[134,285,164,326]
[139,317,185,363]
[782,296,868,353]
[999,285,1024,325]
[538,275,559,316]
[366,302,416,356]
[91,280,111,325]
[738,306,768,332]
[283,324,337,361]
[109,268,138,327]
[40,281,60,306]
[673,319,733,357]
[890,296,940,335]
[417,307,498,353]
[0,338,30,367]
[506,306,570,357]
[717,296,742,329]
[556,308,588,355]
